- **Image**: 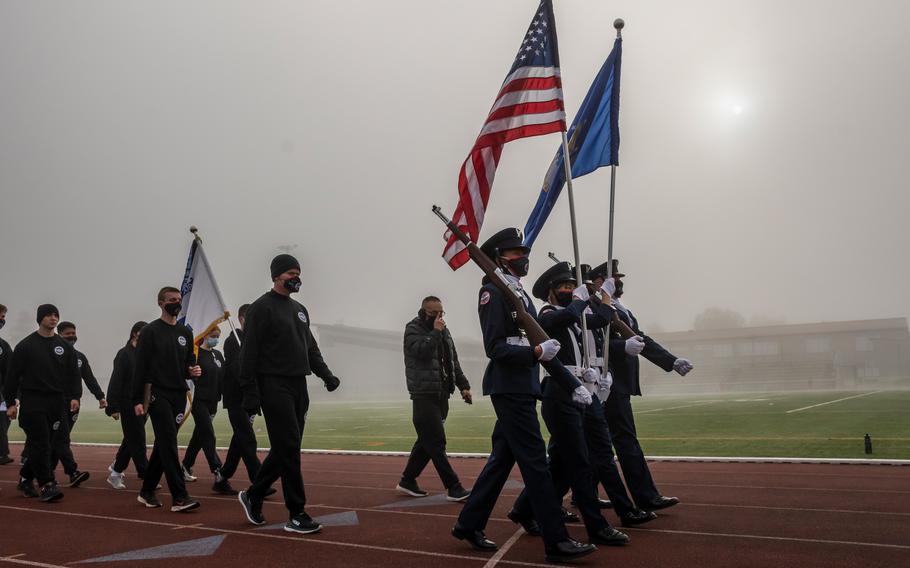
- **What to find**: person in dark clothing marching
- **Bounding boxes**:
[592,260,692,512]
[397,295,471,502]
[182,327,234,494]
[132,287,202,512]
[220,304,268,491]
[238,254,341,534]
[0,303,13,466]
[508,261,629,546]
[451,228,595,564]
[53,321,105,487]
[106,321,149,489]
[4,304,80,502]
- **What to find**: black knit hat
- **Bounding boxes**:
[270,254,301,279]
[36,304,59,324]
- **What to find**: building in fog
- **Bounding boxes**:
[313,317,910,400]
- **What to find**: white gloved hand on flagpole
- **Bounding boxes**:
[573,285,590,302]
[624,336,645,356]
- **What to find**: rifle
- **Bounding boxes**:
[546,252,637,340]
[432,206,549,346]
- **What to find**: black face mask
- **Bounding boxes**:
[0,319,5,330]
[283,277,302,293]
[64,336,78,345]
[503,256,530,278]
[164,302,182,317]
[417,309,434,327]
[554,291,573,307]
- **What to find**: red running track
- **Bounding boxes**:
[0,443,908,567]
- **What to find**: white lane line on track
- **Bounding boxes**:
[785,391,883,414]
[0,555,69,568]
[624,526,910,551]
[636,401,721,414]
[0,505,551,568]
[483,528,525,568]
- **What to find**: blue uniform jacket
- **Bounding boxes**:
[608,306,677,396]
[478,281,582,397]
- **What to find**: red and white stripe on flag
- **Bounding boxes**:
[442,0,566,270]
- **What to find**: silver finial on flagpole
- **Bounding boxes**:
[189,225,201,242]
[614,18,624,38]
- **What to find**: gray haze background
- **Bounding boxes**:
[2,0,909,383]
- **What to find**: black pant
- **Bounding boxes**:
[183,400,222,473]
[142,388,189,500]
[604,392,660,506]
[583,397,635,517]
[513,398,609,536]
[401,396,460,489]
[51,408,78,475]
[248,376,309,516]
[221,406,260,482]
[19,394,67,486]
[457,394,570,548]
[112,406,149,477]
[0,410,10,457]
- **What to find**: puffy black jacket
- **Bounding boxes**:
[403,317,469,398]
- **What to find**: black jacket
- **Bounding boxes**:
[403,317,469,398]
[194,348,224,402]
[75,349,105,401]
[222,329,242,409]
[3,332,81,402]
[0,336,11,402]
[131,319,194,405]
[608,305,676,396]
[106,342,136,415]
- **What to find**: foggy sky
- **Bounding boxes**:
[2,0,909,380]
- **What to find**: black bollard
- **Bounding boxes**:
[864,433,873,454]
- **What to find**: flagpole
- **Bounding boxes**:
[560,132,591,369]
[606,19,623,279]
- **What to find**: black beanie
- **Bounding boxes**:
[36,304,59,324]
[270,254,301,279]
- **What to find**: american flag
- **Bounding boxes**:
[442,0,566,270]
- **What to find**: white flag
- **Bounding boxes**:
[178,237,229,346]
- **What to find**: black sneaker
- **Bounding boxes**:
[137,490,162,508]
[284,513,322,534]
[562,508,581,523]
[39,482,63,503]
[213,479,238,495]
[446,484,471,502]
[0,455,14,465]
[68,470,90,488]
[396,478,428,497]
[18,478,39,498]
[171,496,201,513]
[239,490,266,525]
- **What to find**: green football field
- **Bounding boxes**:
[8,390,909,459]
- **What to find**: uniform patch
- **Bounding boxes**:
[249,414,256,425]
[178,336,187,347]
[54,346,65,356]
[297,311,307,323]
[0,346,3,356]
[176,413,185,424]
[479,291,491,306]
[78,358,83,368]
[52,421,61,431]
[72,413,79,423]
[214,358,222,368]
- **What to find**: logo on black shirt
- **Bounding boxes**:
[214,358,222,368]
[176,413,185,424]
[178,336,187,347]
[54,346,65,356]
[78,358,83,368]
[297,312,307,323]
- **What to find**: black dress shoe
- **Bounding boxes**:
[598,498,612,509]
[452,524,498,551]
[642,496,679,511]
[589,526,629,546]
[620,509,658,527]
[507,510,541,536]
[562,508,581,523]
[544,539,596,563]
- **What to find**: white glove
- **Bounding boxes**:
[572,385,593,406]
[624,336,645,356]
[600,277,616,297]
[572,285,590,302]
[598,370,613,391]
[536,339,561,362]
[581,367,600,384]
[673,358,694,376]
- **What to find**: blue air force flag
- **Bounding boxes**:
[523,36,622,249]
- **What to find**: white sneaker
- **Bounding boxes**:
[182,465,197,482]
[107,472,127,490]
